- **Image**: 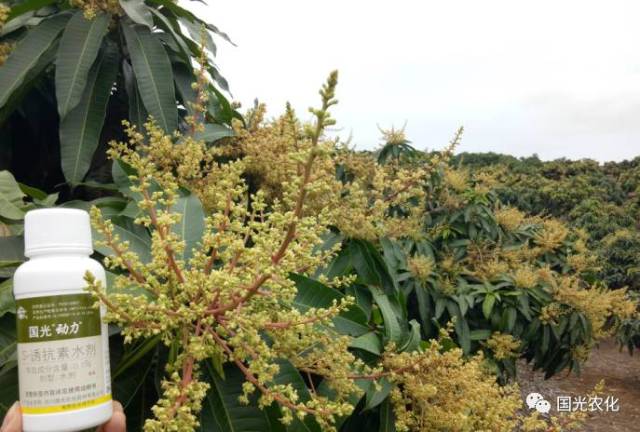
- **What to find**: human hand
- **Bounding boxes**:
[0,401,126,432]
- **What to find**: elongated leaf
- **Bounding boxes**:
[350,331,382,355]
[59,42,118,184]
[0,196,24,220]
[0,341,16,370]
[113,335,160,379]
[370,286,403,343]
[151,9,191,64]
[365,378,392,410]
[147,0,196,21]
[194,123,233,143]
[271,360,320,432]
[0,14,70,108]
[173,62,197,113]
[378,398,396,432]
[0,236,24,265]
[0,279,15,317]
[482,294,496,320]
[398,319,421,352]
[122,60,148,128]
[291,273,369,337]
[7,0,56,21]
[119,0,153,29]
[0,36,59,124]
[179,16,216,56]
[347,240,396,294]
[93,221,153,263]
[0,366,18,416]
[170,191,205,262]
[0,172,25,203]
[199,363,272,432]
[122,22,177,133]
[55,11,110,118]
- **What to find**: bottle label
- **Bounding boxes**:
[15,293,111,414]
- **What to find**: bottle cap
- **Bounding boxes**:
[24,208,93,257]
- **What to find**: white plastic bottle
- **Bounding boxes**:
[13,208,112,432]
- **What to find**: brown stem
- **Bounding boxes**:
[141,188,185,284]
[100,223,146,285]
[208,327,332,417]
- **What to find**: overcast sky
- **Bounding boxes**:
[190,0,640,162]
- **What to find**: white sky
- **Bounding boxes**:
[189,0,640,161]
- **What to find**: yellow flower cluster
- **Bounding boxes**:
[0,41,14,67]
[0,3,9,29]
[88,72,368,431]
[494,207,525,232]
[534,219,569,252]
[84,66,636,431]
[550,276,637,339]
[384,339,523,432]
[443,168,468,192]
[407,255,435,283]
[69,0,121,19]
[511,265,539,289]
[379,124,408,146]
[485,332,520,360]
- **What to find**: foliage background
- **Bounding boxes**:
[0,0,638,430]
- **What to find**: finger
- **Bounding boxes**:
[100,402,126,432]
[111,401,124,414]
[101,410,126,432]
[1,402,22,432]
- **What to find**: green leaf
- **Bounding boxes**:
[349,240,396,294]
[179,16,216,56]
[455,317,471,354]
[0,14,70,108]
[0,171,25,203]
[0,33,59,124]
[93,220,152,263]
[482,294,496,320]
[194,123,234,143]
[119,0,153,29]
[398,319,421,352]
[17,183,45,200]
[59,42,119,184]
[122,22,177,133]
[365,378,392,410]
[7,0,57,21]
[173,62,197,113]
[469,329,492,340]
[55,11,111,119]
[0,366,18,416]
[0,195,24,220]
[113,335,161,379]
[147,0,196,21]
[350,331,382,355]
[378,398,396,432]
[122,60,148,128]
[150,9,192,65]
[170,191,205,262]
[199,363,272,432]
[0,280,15,317]
[0,172,25,220]
[0,341,16,370]
[290,273,369,337]
[370,286,403,343]
[272,360,320,432]
[0,236,24,266]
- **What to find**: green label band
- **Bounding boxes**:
[16,294,102,343]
